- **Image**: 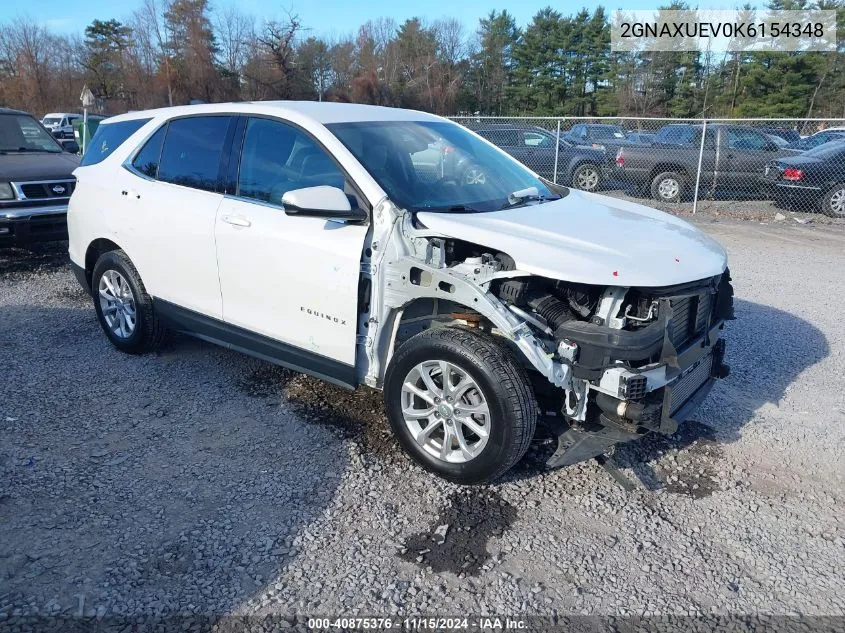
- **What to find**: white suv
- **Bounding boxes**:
[68,102,733,484]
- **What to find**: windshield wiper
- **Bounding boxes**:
[498,187,558,210]
[416,205,481,214]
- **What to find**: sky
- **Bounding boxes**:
[6,0,752,40]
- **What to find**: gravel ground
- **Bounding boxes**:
[1,219,844,623]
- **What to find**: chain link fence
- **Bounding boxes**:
[448,116,845,218]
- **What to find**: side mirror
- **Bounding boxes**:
[62,140,80,154]
[281,186,365,221]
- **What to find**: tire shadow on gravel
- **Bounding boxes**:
[507,299,829,496]
[236,363,399,460]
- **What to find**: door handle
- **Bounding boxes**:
[221,214,251,227]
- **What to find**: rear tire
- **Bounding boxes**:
[650,171,685,202]
[91,250,166,354]
[384,326,537,484]
[571,163,601,192]
[820,184,845,218]
[461,163,487,186]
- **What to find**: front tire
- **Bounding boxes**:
[820,184,845,218]
[650,171,685,202]
[384,327,537,484]
[571,163,601,191]
[92,249,166,354]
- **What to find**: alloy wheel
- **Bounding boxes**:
[575,166,599,190]
[658,178,680,200]
[829,188,845,216]
[400,360,491,464]
[98,270,137,339]
[463,166,487,185]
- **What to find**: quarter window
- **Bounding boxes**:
[157,116,233,192]
[80,118,151,166]
[237,117,346,206]
[131,125,167,178]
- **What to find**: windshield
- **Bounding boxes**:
[42,117,62,125]
[591,125,626,139]
[0,114,62,153]
[327,120,558,212]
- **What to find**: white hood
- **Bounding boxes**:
[416,189,727,287]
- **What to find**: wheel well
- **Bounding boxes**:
[571,160,600,174]
[84,238,122,286]
[388,297,486,360]
[649,165,689,182]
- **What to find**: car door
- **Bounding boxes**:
[723,128,779,195]
[214,116,369,370]
[518,130,556,179]
[114,115,234,318]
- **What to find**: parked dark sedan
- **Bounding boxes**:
[564,123,627,147]
[763,141,845,217]
[786,130,845,151]
[470,124,610,191]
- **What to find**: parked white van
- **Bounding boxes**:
[41,113,81,139]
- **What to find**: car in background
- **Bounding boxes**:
[612,124,800,202]
[471,124,609,191]
[765,133,790,148]
[763,141,845,217]
[760,127,801,144]
[626,131,655,145]
[42,112,82,139]
[786,130,845,151]
[564,123,628,148]
[1,108,80,246]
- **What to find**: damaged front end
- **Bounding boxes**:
[526,273,735,467]
[361,204,734,469]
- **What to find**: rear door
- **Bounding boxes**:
[214,116,369,372]
[114,115,234,318]
[722,128,780,195]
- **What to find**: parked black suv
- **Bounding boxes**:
[470,124,610,191]
[0,108,80,247]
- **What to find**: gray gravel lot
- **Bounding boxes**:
[1,219,844,622]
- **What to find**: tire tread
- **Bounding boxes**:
[92,249,166,353]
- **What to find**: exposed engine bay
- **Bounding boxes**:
[368,225,734,469]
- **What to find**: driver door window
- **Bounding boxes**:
[237,117,352,207]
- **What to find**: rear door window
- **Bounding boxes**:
[157,116,233,192]
[80,118,151,166]
[657,126,695,145]
[727,129,768,150]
